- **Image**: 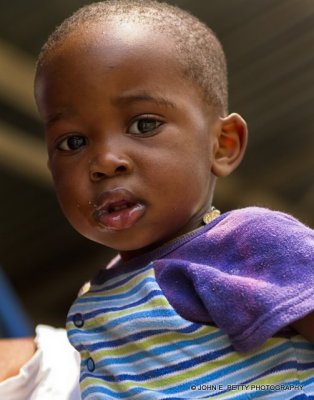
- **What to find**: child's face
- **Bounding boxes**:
[35,23,221,259]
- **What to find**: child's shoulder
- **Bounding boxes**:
[226,205,305,224]
[202,206,313,263]
[220,206,312,238]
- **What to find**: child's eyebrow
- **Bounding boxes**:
[44,93,176,127]
[45,110,73,127]
[113,92,176,109]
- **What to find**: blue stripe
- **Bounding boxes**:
[92,264,153,292]
[81,360,302,399]
[82,345,234,383]
[96,328,224,367]
[69,289,163,320]
[167,360,299,397]
[160,344,294,394]
[80,308,178,330]
[77,276,157,304]
[71,323,203,352]
[297,361,314,371]
[82,382,144,399]
[293,341,314,351]
[209,363,299,398]
[300,375,314,386]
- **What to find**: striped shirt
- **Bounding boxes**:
[67,208,314,399]
[67,264,314,399]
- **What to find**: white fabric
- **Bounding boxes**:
[0,325,81,399]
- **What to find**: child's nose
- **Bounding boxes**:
[89,151,132,181]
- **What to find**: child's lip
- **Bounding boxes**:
[94,188,141,211]
[93,187,145,230]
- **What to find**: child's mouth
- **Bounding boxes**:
[93,188,145,230]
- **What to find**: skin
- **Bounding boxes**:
[0,338,36,382]
[34,21,313,344]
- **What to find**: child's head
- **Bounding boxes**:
[34,0,247,260]
[37,0,228,115]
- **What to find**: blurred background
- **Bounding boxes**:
[0,0,313,332]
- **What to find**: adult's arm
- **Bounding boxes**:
[0,337,36,382]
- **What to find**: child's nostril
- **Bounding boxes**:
[116,165,127,173]
[93,172,105,179]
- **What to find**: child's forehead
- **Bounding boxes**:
[49,22,182,78]
[36,18,218,115]
[50,22,163,63]
[36,22,208,114]
[69,19,169,47]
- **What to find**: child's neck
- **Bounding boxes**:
[119,206,220,262]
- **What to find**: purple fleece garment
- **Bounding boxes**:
[93,207,314,352]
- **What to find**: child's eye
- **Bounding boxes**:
[128,117,163,136]
[57,135,87,151]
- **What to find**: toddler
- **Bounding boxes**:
[34,1,314,398]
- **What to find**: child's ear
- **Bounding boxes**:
[211,113,248,177]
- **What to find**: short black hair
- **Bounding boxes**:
[36,0,228,114]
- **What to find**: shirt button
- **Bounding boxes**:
[73,313,84,327]
[87,357,95,372]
